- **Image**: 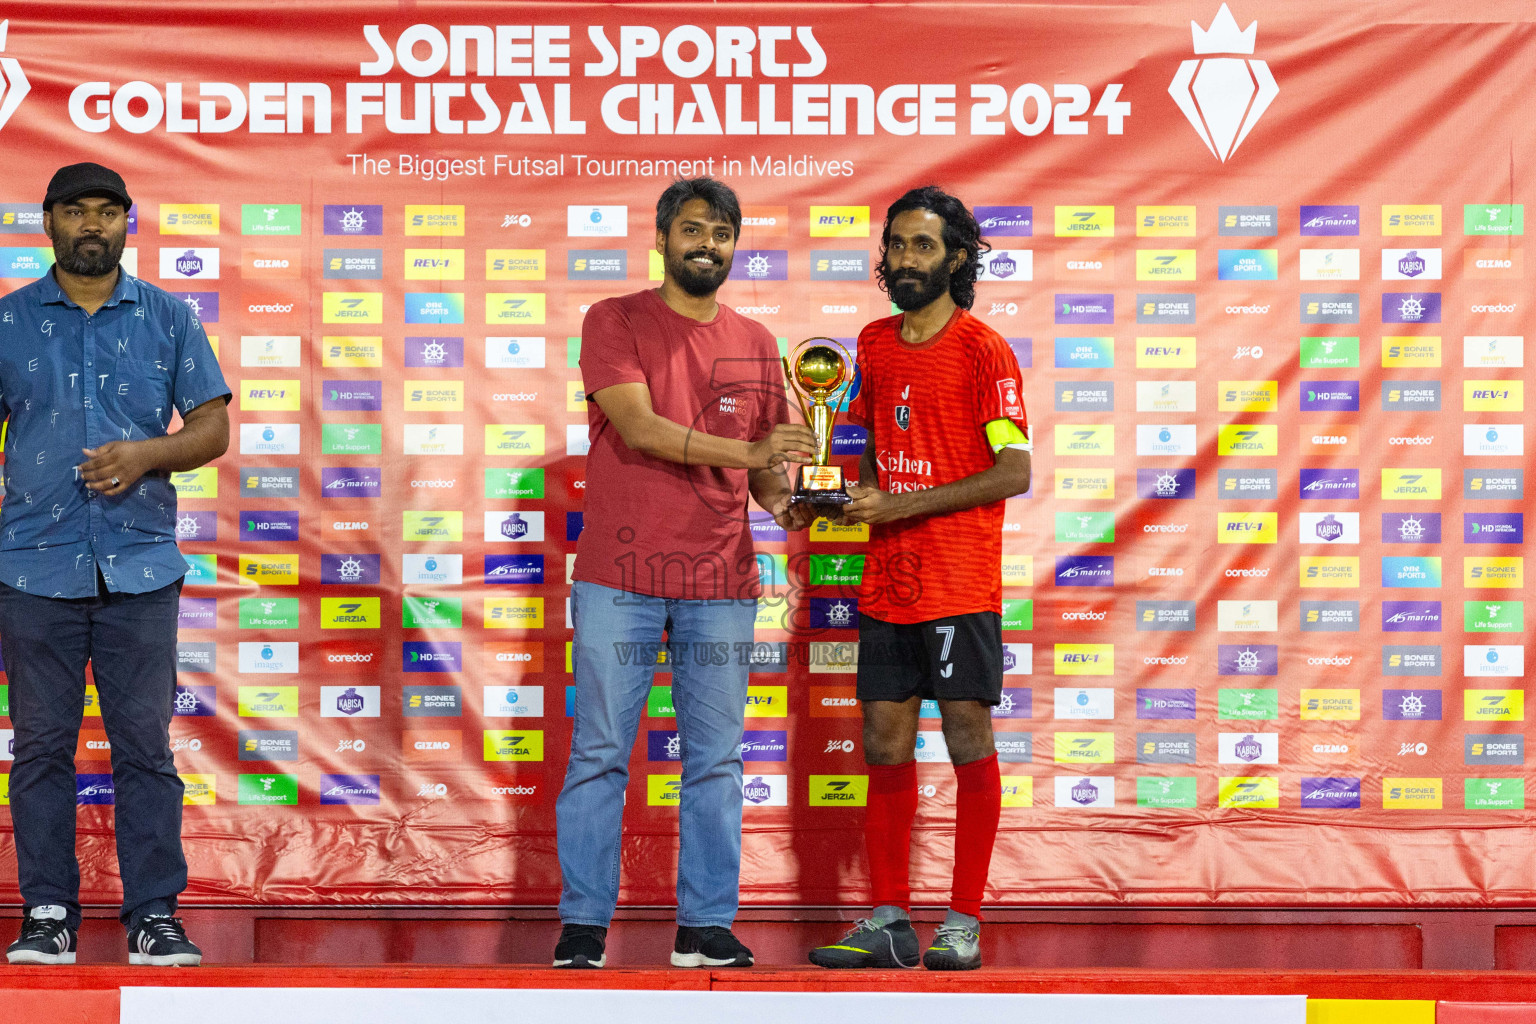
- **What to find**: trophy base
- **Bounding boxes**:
[789,464,852,507]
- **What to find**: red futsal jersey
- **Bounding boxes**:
[574,289,785,600]
[848,307,1030,623]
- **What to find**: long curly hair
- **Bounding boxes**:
[877,186,990,309]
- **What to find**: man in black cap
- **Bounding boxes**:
[0,163,230,965]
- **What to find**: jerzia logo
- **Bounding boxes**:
[0,22,31,132]
[1169,5,1277,162]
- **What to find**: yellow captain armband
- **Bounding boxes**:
[985,418,1031,454]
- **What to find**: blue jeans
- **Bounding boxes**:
[0,578,185,929]
[557,580,756,928]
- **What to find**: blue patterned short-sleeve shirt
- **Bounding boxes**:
[0,268,230,597]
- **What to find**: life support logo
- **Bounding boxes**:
[1169,5,1278,162]
[0,23,31,133]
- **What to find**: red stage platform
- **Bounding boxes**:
[11,908,1536,1023]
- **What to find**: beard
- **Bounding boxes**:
[666,246,732,297]
[53,232,125,278]
[880,260,951,312]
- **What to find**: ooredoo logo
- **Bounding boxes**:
[0,22,30,133]
[1169,5,1278,162]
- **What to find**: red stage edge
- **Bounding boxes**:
[35,906,1536,971]
[8,967,1536,1024]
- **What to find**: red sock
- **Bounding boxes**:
[950,754,1001,919]
[864,760,918,911]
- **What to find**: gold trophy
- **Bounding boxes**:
[783,337,855,509]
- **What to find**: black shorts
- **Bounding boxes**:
[855,611,1004,705]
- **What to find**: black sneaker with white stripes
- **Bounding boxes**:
[127,916,202,967]
[670,926,753,968]
[6,905,77,965]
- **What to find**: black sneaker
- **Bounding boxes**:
[6,906,77,965]
[671,926,753,968]
[922,922,982,970]
[126,915,202,967]
[552,924,607,968]
[808,918,920,969]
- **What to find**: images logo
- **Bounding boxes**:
[1168,5,1277,162]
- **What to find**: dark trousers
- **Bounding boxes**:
[0,578,186,928]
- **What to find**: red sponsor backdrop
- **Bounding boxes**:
[0,1,1531,908]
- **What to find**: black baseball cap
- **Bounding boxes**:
[43,162,133,212]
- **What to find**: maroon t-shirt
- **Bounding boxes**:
[574,289,786,600]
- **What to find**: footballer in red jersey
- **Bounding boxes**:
[809,187,1031,972]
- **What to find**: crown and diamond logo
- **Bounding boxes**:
[1169,5,1278,162]
[0,22,30,132]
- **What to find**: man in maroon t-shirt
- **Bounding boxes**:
[554,178,817,970]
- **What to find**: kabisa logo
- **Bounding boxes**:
[0,22,31,133]
[743,777,774,805]
[1169,5,1277,162]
